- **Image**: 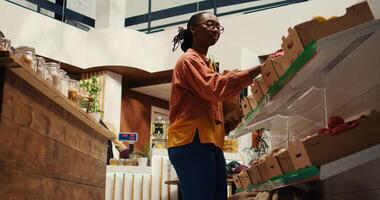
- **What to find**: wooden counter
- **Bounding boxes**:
[0,53,113,199]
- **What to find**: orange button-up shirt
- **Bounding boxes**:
[168,48,253,149]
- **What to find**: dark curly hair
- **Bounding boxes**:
[172,12,208,52]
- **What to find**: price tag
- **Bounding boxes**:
[118,132,138,143]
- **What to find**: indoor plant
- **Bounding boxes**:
[79,76,103,121]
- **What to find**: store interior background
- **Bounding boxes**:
[1,0,379,199]
[1,0,371,155]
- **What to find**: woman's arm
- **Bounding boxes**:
[175,55,261,102]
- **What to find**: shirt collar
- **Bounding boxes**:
[187,48,209,63]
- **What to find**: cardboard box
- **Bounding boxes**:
[248,95,258,109]
[295,2,373,48]
[265,155,283,179]
[288,111,380,170]
[241,97,252,116]
[246,165,264,184]
[257,77,268,95]
[238,170,252,188]
[281,28,305,63]
[233,174,243,189]
[275,149,295,174]
[250,80,264,103]
[270,55,291,77]
[261,55,291,87]
[241,95,257,116]
[261,58,279,87]
[256,160,272,182]
[282,2,373,63]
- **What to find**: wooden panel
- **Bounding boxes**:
[120,88,169,151]
[0,118,106,187]
[4,56,112,139]
[0,54,110,199]
[0,55,19,68]
[0,168,104,200]
[1,70,107,161]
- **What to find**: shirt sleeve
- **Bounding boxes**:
[175,54,253,102]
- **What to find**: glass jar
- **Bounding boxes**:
[14,46,36,70]
[109,158,118,166]
[0,38,11,51]
[118,159,125,166]
[68,79,79,103]
[36,57,46,77]
[46,62,61,91]
[60,71,69,97]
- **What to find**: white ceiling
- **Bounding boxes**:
[131,83,172,101]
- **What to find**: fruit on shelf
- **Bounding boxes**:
[270,49,285,59]
[331,123,351,136]
[317,128,331,135]
[328,116,345,129]
[317,115,364,136]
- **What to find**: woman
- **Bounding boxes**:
[168,12,261,200]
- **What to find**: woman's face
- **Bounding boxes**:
[191,13,223,48]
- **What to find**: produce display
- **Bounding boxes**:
[269,49,285,58]
[318,115,362,136]
[234,2,376,194]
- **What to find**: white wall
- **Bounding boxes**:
[85,28,173,71]
[102,71,123,158]
[96,0,126,29]
[125,0,148,18]
[103,70,122,132]
[240,46,260,70]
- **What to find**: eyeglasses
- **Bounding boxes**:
[198,20,224,33]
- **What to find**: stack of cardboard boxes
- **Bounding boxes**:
[233,111,380,191]
[233,1,376,191]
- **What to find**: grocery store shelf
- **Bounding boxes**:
[236,143,380,194]
[235,19,380,138]
[240,166,320,193]
[320,143,380,180]
[0,52,19,67]
[235,114,288,138]
[0,54,113,139]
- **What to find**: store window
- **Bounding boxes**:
[124,0,309,33]
[5,0,95,31]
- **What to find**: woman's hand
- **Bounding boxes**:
[247,65,262,80]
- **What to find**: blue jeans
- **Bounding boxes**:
[168,131,227,200]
